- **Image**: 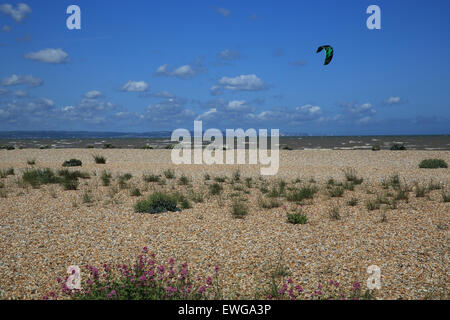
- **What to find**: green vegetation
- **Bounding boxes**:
[259,197,281,209]
[62,159,82,167]
[101,170,112,186]
[390,144,406,150]
[143,173,161,183]
[134,192,179,214]
[419,159,448,169]
[347,197,358,206]
[209,183,223,195]
[130,187,142,197]
[286,185,317,202]
[0,168,14,178]
[231,200,248,219]
[163,169,176,179]
[178,174,189,185]
[287,212,308,224]
[343,168,363,185]
[27,159,36,165]
[93,155,107,164]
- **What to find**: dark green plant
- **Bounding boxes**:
[134,192,179,214]
[287,212,308,224]
[93,155,107,164]
[62,159,82,167]
[101,170,112,186]
[390,144,406,150]
[419,159,448,169]
[231,200,248,219]
[163,169,175,179]
[286,186,317,202]
[209,183,223,195]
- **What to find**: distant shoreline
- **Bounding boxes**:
[1,135,449,150]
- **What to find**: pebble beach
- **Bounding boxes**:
[0,149,449,300]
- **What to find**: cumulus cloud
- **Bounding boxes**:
[1,74,43,87]
[155,64,198,79]
[212,74,266,93]
[25,48,70,64]
[383,96,406,105]
[0,3,31,22]
[12,90,28,97]
[120,80,149,92]
[83,90,103,99]
[216,7,231,17]
[340,102,375,116]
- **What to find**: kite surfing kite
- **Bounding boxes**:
[316,45,334,65]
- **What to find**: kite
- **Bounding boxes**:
[316,45,334,65]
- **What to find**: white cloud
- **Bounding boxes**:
[196,108,218,121]
[172,65,196,78]
[0,3,31,22]
[12,90,28,97]
[121,80,149,92]
[216,7,231,17]
[155,64,197,79]
[218,49,240,61]
[1,74,43,87]
[214,74,266,92]
[83,90,103,99]
[25,48,70,64]
[0,88,9,95]
[383,96,406,105]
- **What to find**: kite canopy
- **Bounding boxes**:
[316,45,334,65]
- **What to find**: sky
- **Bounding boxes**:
[0,0,449,135]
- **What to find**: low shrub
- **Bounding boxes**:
[286,186,317,202]
[287,212,308,224]
[101,171,112,186]
[163,169,175,179]
[22,168,61,188]
[343,168,363,185]
[371,144,381,151]
[209,183,223,195]
[62,159,82,167]
[27,159,36,165]
[419,159,448,169]
[347,198,358,206]
[134,192,179,214]
[103,143,115,149]
[0,168,14,178]
[390,144,406,150]
[328,186,344,197]
[93,155,107,164]
[130,187,142,197]
[231,200,248,219]
[178,174,189,185]
[143,173,161,183]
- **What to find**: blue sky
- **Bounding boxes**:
[0,0,449,135]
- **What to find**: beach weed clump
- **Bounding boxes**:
[231,200,249,219]
[419,159,448,169]
[134,192,179,214]
[93,155,107,164]
[62,159,82,167]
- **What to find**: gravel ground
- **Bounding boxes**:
[0,149,449,299]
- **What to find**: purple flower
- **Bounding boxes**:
[353,282,361,291]
[169,258,175,265]
[287,278,293,284]
[142,246,148,253]
[198,286,207,294]
[295,285,303,293]
[214,266,219,272]
[206,277,213,286]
